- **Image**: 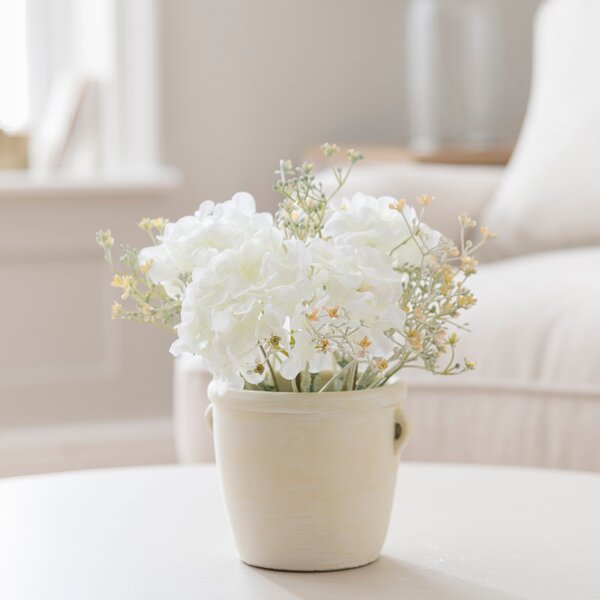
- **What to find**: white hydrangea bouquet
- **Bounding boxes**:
[98,144,496,571]
[97,144,493,395]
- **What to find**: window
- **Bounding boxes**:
[0,0,165,180]
[0,0,29,132]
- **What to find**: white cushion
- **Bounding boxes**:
[481,0,600,258]
[407,246,600,390]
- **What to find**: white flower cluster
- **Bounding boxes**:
[145,191,442,390]
[100,146,490,392]
[139,193,272,299]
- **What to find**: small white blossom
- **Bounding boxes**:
[279,330,327,380]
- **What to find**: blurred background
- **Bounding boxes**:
[5,0,597,477]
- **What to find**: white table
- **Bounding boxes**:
[1,464,598,600]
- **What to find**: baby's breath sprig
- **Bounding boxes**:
[96,230,114,269]
[275,144,363,241]
[138,217,167,244]
[96,221,181,330]
[355,197,495,389]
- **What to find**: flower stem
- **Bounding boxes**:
[259,345,279,392]
[318,360,357,393]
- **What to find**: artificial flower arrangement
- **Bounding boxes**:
[97,144,494,394]
[98,144,495,572]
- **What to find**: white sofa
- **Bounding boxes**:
[174,0,600,471]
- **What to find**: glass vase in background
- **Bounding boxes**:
[406,0,505,152]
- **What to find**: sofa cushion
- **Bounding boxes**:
[404,246,600,391]
[481,0,600,258]
[403,380,600,471]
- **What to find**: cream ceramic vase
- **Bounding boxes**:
[206,380,411,572]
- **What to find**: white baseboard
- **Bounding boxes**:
[0,417,177,478]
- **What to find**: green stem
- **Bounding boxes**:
[355,363,374,389]
[345,360,358,391]
[371,355,410,388]
[318,360,356,393]
[259,346,279,392]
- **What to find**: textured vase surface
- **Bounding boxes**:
[206,381,411,571]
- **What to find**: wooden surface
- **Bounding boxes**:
[0,131,28,169]
[305,144,513,167]
[1,463,598,599]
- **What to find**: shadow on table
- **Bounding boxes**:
[248,555,519,600]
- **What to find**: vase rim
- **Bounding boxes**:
[208,380,407,415]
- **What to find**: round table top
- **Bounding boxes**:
[0,463,598,600]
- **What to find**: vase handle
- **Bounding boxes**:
[205,403,214,434]
[393,405,411,459]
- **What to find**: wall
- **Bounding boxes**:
[160,0,542,216]
[0,181,177,476]
[160,0,408,214]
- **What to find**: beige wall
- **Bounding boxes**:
[159,0,408,215]
[159,0,542,217]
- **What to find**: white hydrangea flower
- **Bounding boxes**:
[310,241,405,330]
[139,192,272,299]
[147,189,447,390]
[170,227,312,389]
[279,241,407,381]
[323,192,442,268]
[278,329,327,381]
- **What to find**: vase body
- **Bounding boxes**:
[206,381,410,571]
